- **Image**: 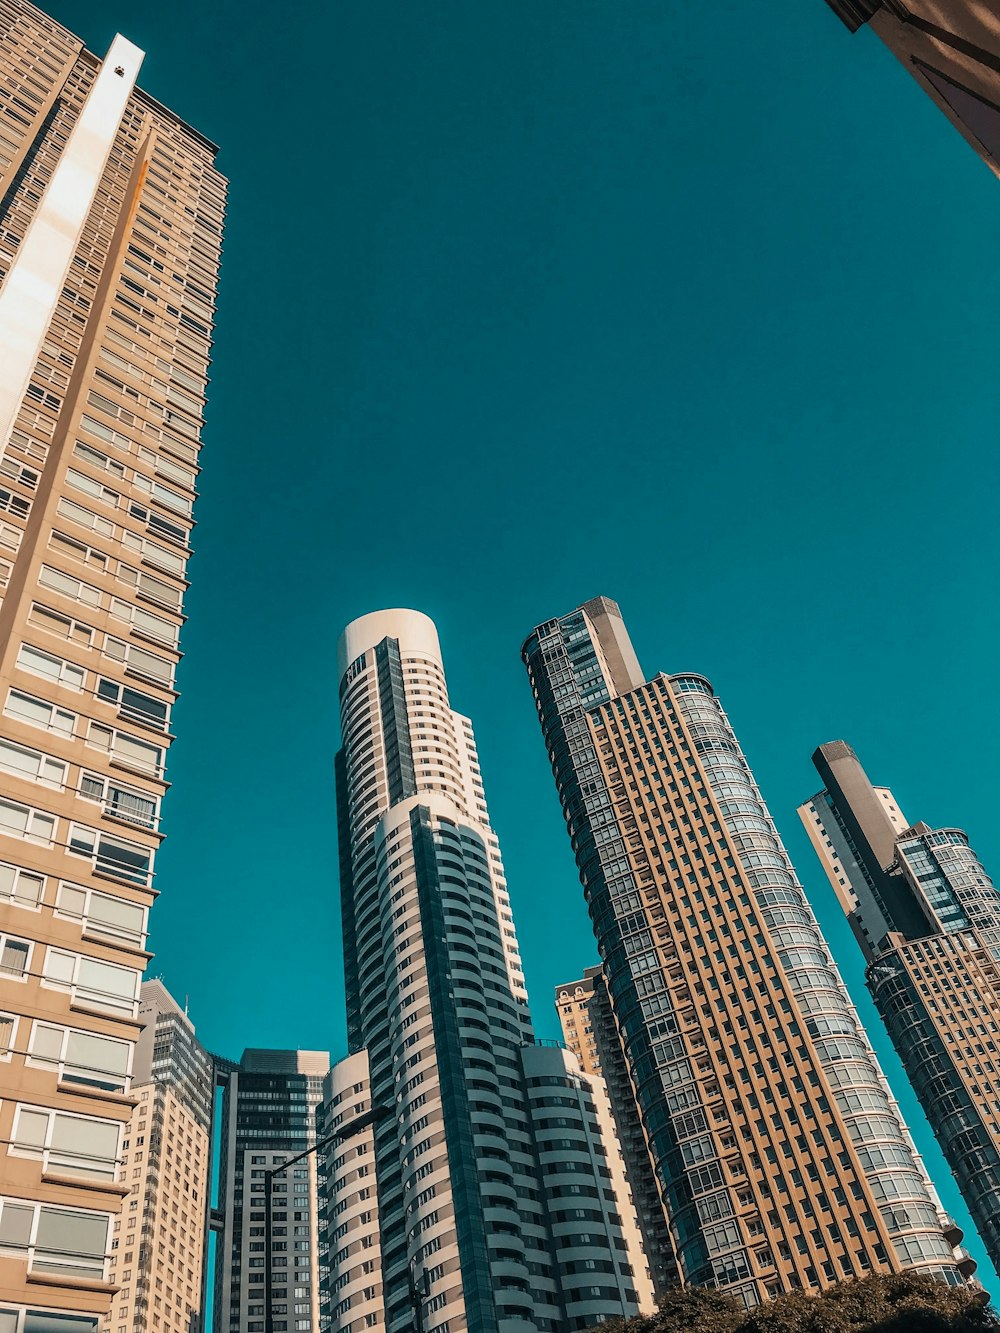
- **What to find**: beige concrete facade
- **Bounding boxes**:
[102,981,213,1333]
[0,5,224,1329]
[523,600,967,1306]
[587,675,946,1296]
[105,1081,209,1333]
[556,970,602,1076]
[826,0,1000,176]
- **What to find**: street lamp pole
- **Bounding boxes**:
[408,1263,430,1333]
[263,1105,391,1333]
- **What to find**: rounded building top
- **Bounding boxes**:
[337,608,442,681]
[667,672,715,696]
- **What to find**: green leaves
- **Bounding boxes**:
[585,1274,997,1333]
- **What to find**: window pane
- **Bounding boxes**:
[107,785,155,827]
[14,1109,49,1148]
[96,836,150,884]
[50,1113,119,1176]
[5,692,51,727]
[112,733,161,774]
[16,872,43,906]
[56,884,87,920]
[0,802,28,836]
[88,892,144,942]
[0,1202,33,1246]
[24,1312,99,1333]
[65,1030,128,1089]
[77,958,137,1010]
[0,939,28,976]
[128,646,172,682]
[0,739,42,779]
[33,1206,108,1273]
[30,1024,63,1061]
[43,950,75,984]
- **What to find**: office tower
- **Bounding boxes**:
[522,596,967,1308]
[0,4,224,1331]
[823,1,1000,176]
[106,980,214,1333]
[801,740,1000,1273]
[213,1050,329,1333]
[556,967,674,1296]
[330,608,653,1333]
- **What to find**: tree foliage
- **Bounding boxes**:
[589,1273,997,1333]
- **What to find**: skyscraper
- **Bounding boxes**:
[822,0,1000,177]
[106,980,214,1333]
[555,967,674,1297]
[213,1050,330,1333]
[0,5,224,1330]
[330,608,653,1333]
[522,596,968,1308]
[800,740,1000,1273]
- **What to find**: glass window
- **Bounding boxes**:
[0,937,29,978]
[38,565,101,607]
[55,883,146,945]
[0,738,65,789]
[42,948,139,1016]
[0,800,54,846]
[4,689,75,737]
[0,1202,33,1247]
[0,862,44,909]
[97,678,169,729]
[16,643,85,690]
[28,1022,130,1091]
[68,824,152,886]
[33,1204,109,1276]
[79,772,157,829]
[11,1105,120,1180]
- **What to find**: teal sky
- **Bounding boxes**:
[49,0,1000,1287]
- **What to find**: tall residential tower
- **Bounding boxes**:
[106,980,214,1333]
[522,596,967,1307]
[801,741,1000,1273]
[0,5,224,1331]
[329,609,653,1333]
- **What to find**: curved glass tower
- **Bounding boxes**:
[522,596,966,1308]
[327,609,653,1333]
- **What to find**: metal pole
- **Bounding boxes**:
[264,1163,275,1333]
[409,1264,429,1333]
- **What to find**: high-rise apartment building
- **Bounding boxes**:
[0,4,224,1331]
[800,740,1000,1273]
[555,967,674,1296]
[330,608,653,1333]
[823,0,1000,176]
[213,1050,329,1333]
[556,969,603,1077]
[522,596,968,1308]
[106,980,214,1333]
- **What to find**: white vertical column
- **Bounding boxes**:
[0,33,144,453]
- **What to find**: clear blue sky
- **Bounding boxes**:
[49,0,1000,1287]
